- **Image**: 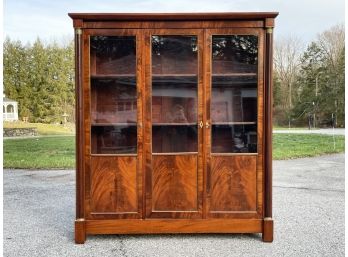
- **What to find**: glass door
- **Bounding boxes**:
[146,30,203,218]
[205,29,263,218]
[86,30,143,218]
[90,35,137,154]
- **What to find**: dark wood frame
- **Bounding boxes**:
[69,12,278,244]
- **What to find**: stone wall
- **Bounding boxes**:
[3,127,38,137]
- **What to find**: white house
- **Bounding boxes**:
[3,94,19,121]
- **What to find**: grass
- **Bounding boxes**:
[3,134,345,169]
[273,134,344,159]
[273,126,319,130]
[4,136,75,169]
[3,121,74,135]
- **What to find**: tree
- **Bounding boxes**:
[3,37,32,118]
[3,37,75,123]
[294,24,345,127]
[273,36,303,126]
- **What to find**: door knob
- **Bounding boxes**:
[206,121,210,128]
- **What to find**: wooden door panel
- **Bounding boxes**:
[152,155,197,211]
[209,156,256,213]
[90,156,139,217]
[145,29,204,219]
[204,28,264,219]
[84,29,144,219]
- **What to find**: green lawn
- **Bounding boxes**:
[4,136,75,169]
[273,134,344,159]
[4,121,74,135]
[3,134,345,169]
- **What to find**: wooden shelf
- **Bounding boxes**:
[211,152,258,156]
[152,152,198,155]
[91,74,136,79]
[212,73,257,77]
[152,123,197,126]
[212,122,256,125]
[152,74,197,77]
[91,123,137,126]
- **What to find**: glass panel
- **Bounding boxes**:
[212,35,258,74]
[152,77,197,124]
[91,78,136,124]
[212,125,257,153]
[153,125,198,153]
[152,36,197,75]
[91,126,137,154]
[211,35,258,153]
[211,76,257,123]
[90,36,136,75]
[152,36,198,153]
[90,36,137,154]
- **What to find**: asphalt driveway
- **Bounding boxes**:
[4,154,344,257]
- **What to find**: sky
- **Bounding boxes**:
[3,0,345,46]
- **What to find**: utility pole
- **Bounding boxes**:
[314,71,323,128]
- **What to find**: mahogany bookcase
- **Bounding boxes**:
[69,12,278,244]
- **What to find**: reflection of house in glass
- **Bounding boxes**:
[3,94,18,121]
[152,77,197,124]
[212,76,257,122]
[91,78,137,124]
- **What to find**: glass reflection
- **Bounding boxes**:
[152,36,198,75]
[152,77,197,124]
[91,78,137,124]
[211,35,258,153]
[212,125,257,153]
[91,126,137,154]
[90,36,137,155]
[212,35,258,74]
[152,35,198,153]
[152,125,198,153]
[90,36,136,75]
[212,76,257,123]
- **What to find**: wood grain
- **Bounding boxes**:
[83,21,265,30]
[257,30,265,217]
[90,156,139,217]
[145,29,204,219]
[204,28,264,219]
[86,219,263,234]
[208,156,257,216]
[262,218,274,242]
[151,155,198,215]
[75,218,86,244]
[264,28,273,218]
[69,12,279,21]
[71,13,277,242]
[75,26,84,219]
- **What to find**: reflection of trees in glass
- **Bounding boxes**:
[152,36,197,56]
[213,35,258,64]
[91,36,136,58]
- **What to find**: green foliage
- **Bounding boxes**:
[274,24,345,127]
[3,37,75,123]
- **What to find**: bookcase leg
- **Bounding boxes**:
[262,217,273,242]
[75,218,86,244]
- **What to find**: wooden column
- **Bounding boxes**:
[263,24,274,243]
[74,24,86,244]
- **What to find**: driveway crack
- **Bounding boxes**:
[274,185,344,193]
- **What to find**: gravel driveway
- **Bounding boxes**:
[4,154,344,257]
